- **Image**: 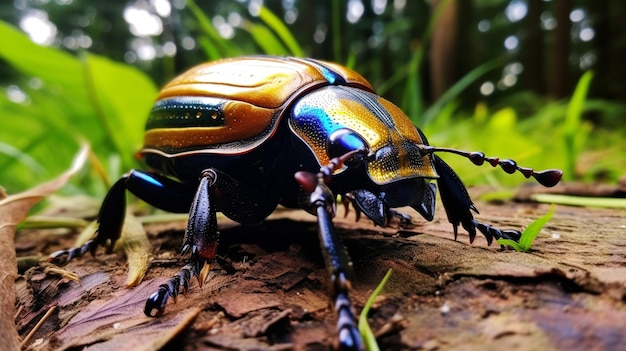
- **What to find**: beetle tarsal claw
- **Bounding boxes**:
[198,261,211,287]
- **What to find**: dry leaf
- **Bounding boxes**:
[114,212,152,287]
[74,219,99,247]
[74,212,151,287]
[53,279,201,351]
[0,144,88,351]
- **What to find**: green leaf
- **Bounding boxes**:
[83,53,157,169]
[0,22,83,89]
[0,20,156,194]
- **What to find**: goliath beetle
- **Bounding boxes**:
[51,56,562,350]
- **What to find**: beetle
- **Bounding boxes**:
[51,56,562,350]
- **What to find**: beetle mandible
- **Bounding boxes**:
[51,56,562,351]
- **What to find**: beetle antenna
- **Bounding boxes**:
[419,145,563,187]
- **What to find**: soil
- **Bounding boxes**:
[13,186,626,351]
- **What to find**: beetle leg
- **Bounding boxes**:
[49,170,195,265]
[145,169,219,317]
[388,209,415,229]
[311,179,363,351]
[351,189,388,227]
[297,152,368,351]
[433,155,522,245]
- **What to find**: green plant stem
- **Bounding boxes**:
[532,194,626,209]
[20,216,90,229]
[359,268,392,351]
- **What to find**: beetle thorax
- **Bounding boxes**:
[289,85,438,185]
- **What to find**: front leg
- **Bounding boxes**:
[145,169,219,316]
[433,155,521,245]
[297,151,369,351]
[311,181,362,351]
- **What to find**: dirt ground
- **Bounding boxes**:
[14,186,626,351]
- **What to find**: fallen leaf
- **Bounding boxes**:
[53,279,201,351]
[74,219,99,247]
[114,212,152,287]
[0,144,88,351]
[70,206,150,288]
[75,212,152,287]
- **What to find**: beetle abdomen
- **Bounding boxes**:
[143,96,277,155]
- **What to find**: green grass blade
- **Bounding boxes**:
[496,239,525,252]
[563,71,593,180]
[0,141,45,175]
[241,20,289,55]
[186,0,239,59]
[422,58,502,126]
[402,48,424,124]
[498,205,555,251]
[359,269,392,351]
[197,36,223,62]
[518,204,555,250]
[258,6,304,57]
[376,63,410,96]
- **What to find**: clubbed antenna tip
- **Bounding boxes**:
[419,146,563,187]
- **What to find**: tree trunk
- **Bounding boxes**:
[549,0,572,99]
[429,0,458,101]
[523,0,545,95]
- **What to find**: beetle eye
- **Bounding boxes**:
[327,128,369,159]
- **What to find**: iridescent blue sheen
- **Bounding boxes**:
[330,130,367,155]
[305,59,347,85]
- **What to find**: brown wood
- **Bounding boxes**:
[549,0,572,99]
[14,190,626,350]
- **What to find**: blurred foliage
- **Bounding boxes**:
[0,21,156,195]
[0,0,625,197]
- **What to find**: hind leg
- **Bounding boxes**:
[49,170,195,264]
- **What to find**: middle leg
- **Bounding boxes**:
[144,169,219,316]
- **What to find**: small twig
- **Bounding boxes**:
[14,305,24,321]
[44,267,80,282]
[20,305,57,349]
